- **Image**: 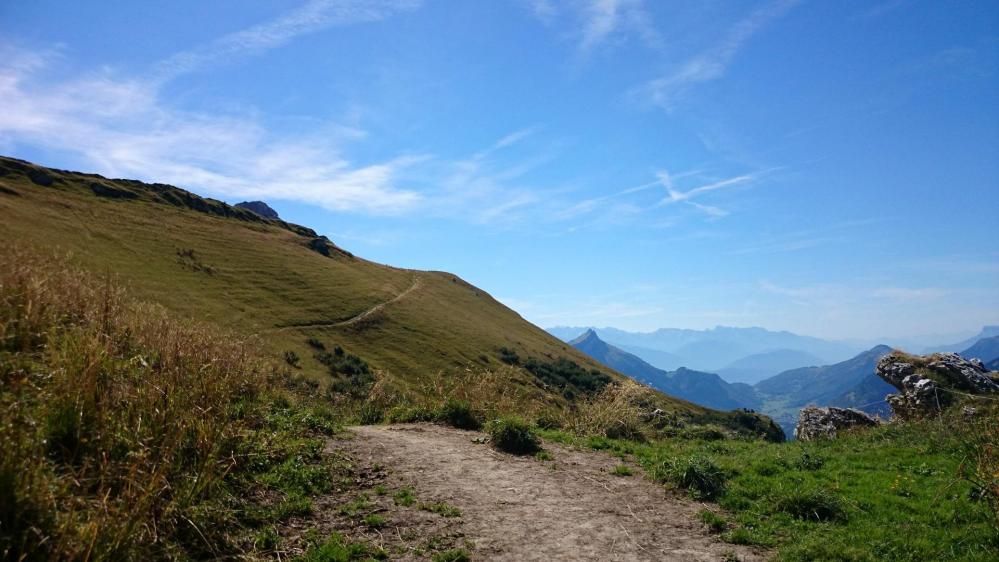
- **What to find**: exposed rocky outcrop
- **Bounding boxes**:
[876,352,999,420]
[307,235,353,259]
[91,181,138,199]
[794,405,881,441]
[235,200,280,220]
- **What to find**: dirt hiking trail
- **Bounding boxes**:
[340,424,764,561]
[270,275,422,332]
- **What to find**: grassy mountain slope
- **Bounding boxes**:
[0,156,757,425]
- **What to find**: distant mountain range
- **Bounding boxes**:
[562,325,999,438]
[716,349,825,384]
[958,335,999,364]
[566,329,902,437]
[548,325,863,381]
[569,330,758,411]
[937,326,999,353]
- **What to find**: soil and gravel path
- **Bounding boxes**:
[340,424,764,562]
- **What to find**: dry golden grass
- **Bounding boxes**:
[558,380,661,440]
[0,243,273,559]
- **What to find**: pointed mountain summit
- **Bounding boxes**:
[569,328,605,349]
[568,329,761,412]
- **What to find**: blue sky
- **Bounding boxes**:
[1,0,997,341]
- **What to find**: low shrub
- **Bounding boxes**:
[653,456,727,500]
[437,399,482,430]
[284,350,301,367]
[523,357,612,395]
[498,346,520,365]
[315,346,370,377]
[358,403,384,425]
[328,372,376,398]
[535,412,562,430]
[486,416,541,455]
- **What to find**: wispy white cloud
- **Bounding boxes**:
[555,165,773,226]
[657,170,758,205]
[153,0,421,82]
[657,167,778,217]
[525,0,661,54]
[423,129,559,226]
[580,0,624,52]
[0,54,423,214]
[0,1,425,215]
[640,0,798,109]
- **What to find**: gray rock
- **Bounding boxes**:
[876,352,999,420]
[794,405,881,441]
[27,169,54,187]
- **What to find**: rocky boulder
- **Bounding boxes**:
[794,406,881,441]
[235,200,280,220]
[876,352,999,420]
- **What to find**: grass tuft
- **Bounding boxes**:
[432,548,471,562]
[486,416,541,455]
[419,502,462,518]
[393,487,416,507]
[612,464,633,477]
[653,456,727,500]
[773,487,846,522]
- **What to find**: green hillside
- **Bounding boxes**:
[0,156,771,431]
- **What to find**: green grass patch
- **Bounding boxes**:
[698,509,728,533]
[420,502,462,518]
[537,420,999,561]
[393,487,416,507]
[535,450,554,461]
[432,548,471,562]
[296,532,387,561]
[612,464,633,477]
